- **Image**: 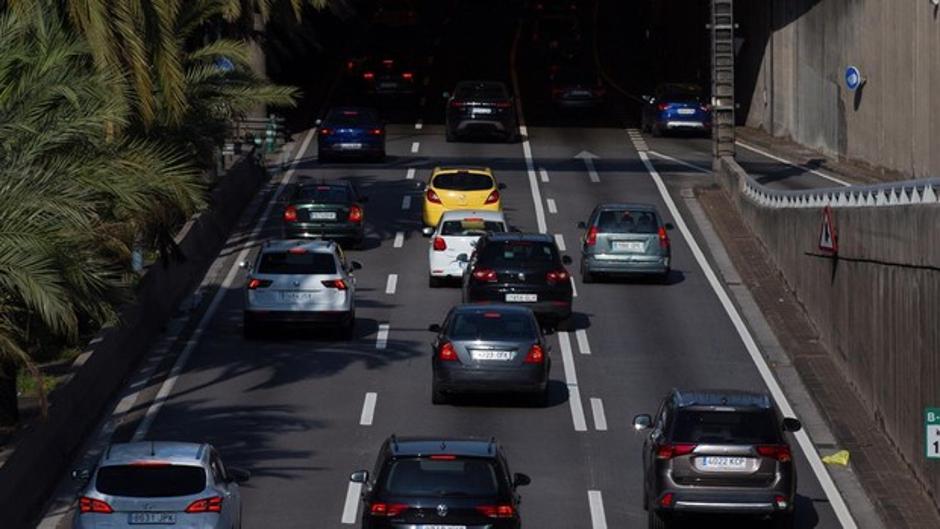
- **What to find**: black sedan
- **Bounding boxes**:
[429,304,551,406]
[445,81,518,142]
[461,232,573,328]
[282,180,366,246]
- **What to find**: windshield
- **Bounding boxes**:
[325,109,376,126]
[440,219,505,236]
[478,241,558,267]
[596,210,659,234]
[258,252,336,275]
[432,172,494,191]
[96,465,206,498]
[670,410,781,445]
[383,458,500,497]
[448,310,537,341]
[295,185,351,203]
[454,84,508,100]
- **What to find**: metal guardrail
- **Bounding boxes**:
[741,172,940,209]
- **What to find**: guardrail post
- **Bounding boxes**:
[712,0,735,164]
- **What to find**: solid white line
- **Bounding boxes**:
[588,490,608,529]
[375,323,389,350]
[411,141,420,153]
[539,168,550,183]
[406,167,416,180]
[359,392,377,426]
[385,274,398,294]
[737,140,852,187]
[558,332,587,431]
[547,198,557,214]
[341,481,362,524]
[569,276,578,298]
[636,149,858,529]
[647,150,712,174]
[575,329,591,355]
[590,398,608,431]
[393,231,405,248]
[401,195,412,210]
[509,27,547,235]
[132,129,316,442]
[415,120,423,130]
[554,233,566,252]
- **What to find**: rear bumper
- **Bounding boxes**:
[583,254,669,275]
[434,364,549,394]
[660,120,710,130]
[244,310,353,325]
[654,489,793,515]
[318,140,385,156]
[284,223,363,241]
[448,116,517,135]
[554,97,603,109]
[464,287,572,321]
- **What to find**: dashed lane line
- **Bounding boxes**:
[406,167,416,179]
[385,274,398,295]
[546,198,557,214]
[341,482,362,524]
[415,120,423,130]
[411,141,420,153]
[588,490,608,529]
[510,26,547,235]
[575,329,591,355]
[558,332,587,432]
[401,195,412,210]
[554,233,566,252]
[569,276,578,298]
[393,231,405,248]
[539,167,550,183]
[359,392,377,426]
[375,323,390,350]
[590,398,608,431]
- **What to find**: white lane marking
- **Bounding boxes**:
[648,150,711,174]
[411,141,420,153]
[132,129,316,442]
[385,274,398,294]
[341,481,362,524]
[636,149,858,529]
[393,231,405,248]
[626,128,649,152]
[737,140,851,187]
[415,120,423,130]
[539,167,550,183]
[401,195,412,210]
[588,490,608,529]
[375,323,390,350]
[575,329,591,355]
[360,392,377,426]
[575,151,601,182]
[569,276,578,298]
[509,27,547,235]
[590,398,608,431]
[554,233,566,252]
[406,167,416,180]
[558,332,587,432]
[546,198,557,214]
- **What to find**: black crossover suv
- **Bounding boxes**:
[634,389,803,529]
[282,180,366,246]
[445,81,518,142]
[350,436,531,529]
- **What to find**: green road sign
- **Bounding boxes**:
[926,408,940,459]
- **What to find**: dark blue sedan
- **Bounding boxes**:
[316,107,386,162]
[641,83,711,137]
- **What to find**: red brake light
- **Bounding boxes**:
[348,205,363,223]
[362,71,375,80]
[247,278,272,290]
[438,342,458,361]
[368,128,384,136]
[370,502,408,517]
[185,496,223,513]
[322,279,348,290]
[757,445,792,462]
[450,100,467,108]
[429,454,457,460]
[656,443,696,459]
[288,246,307,255]
[402,71,414,80]
[283,205,298,222]
[79,497,113,514]
[346,60,355,71]
[471,268,497,282]
[658,226,670,250]
[484,189,500,204]
[523,344,544,364]
[432,237,447,251]
[477,504,516,518]
[585,226,598,246]
[546,269,569,285]
[426,189,442,204]
[659,492,675,508]
[657,102,669,111]
[318,127,332,136]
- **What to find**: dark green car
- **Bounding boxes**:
[578,203,673,283]
[282,180,367,247]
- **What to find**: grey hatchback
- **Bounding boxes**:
[633,389,802,529]
[578,203,673,282]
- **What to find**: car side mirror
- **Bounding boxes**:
[664,222,675,231]
[577,221,587,229]
[633,414,652,431]
[421,226,435,237]
[641,95,652,103]
[71,468,91,482]
[350,261,363,271]
[456,253,469,262]
[350,470,369,483]
[428,323,442,333]
[227,467,251,484]
[238,260,250,269]
[562,255,573,265]
[782,417,802,432]
[442,91,451,99]
[498,183,507,190]
[512,473,531,487]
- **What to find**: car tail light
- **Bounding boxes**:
[656,443,696,459]
[79,497,113,514]
[774,495,789,510]
[438,341,458,361]
[471,268,497,282]
[426,189,442,204]
[432,237,447,251]
[523,344,544,364]
[450,100,467,108]
[477,504,516,518]
[585,226,598,246]
[757,445,792,462]
[247,278,272,290]
[370,502,408,517]
[495,101,512,109]
[659,492,675,508]
[368,128,383,136]
[362,71,375,80]
[658,226,670,250]
[429,454,457,460]
[402,71,414,80]
[657,102,669,111]
[318,127,332,136]
[322,279,348,290]
[346,60,355,71]
[484,189,500,204]
[283,205,298,223]
[348,205,363,223]
[546,269,569,285]
[185,496,223,513]
[288,246,307,255]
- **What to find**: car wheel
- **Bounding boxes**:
[339,313,355,340]
[429,275,443,288]
[431,382,448,405]
[647,509,671,529]
[445,128,457,143]
[771,512,794,529]
[659,269,671,284]
[581,266,595,284]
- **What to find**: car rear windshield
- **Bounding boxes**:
[670,410,781,445]
[96,465,206,497]
[383,458,501,497]
[596,210,659,234]
[449,310,537,341]
[440,219,505,236]
[454,84,508,100]
[325,109,376,127]
[258,252,337,275]
[432,172,494,191]
[660,87,704,101]
[478,240,558,266]
[295,185,351,203]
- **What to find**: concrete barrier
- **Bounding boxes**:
[0,154,264,529]
[718,155,940,507]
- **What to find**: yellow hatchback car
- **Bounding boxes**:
[422,167,503,226]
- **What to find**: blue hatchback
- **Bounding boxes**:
[641,83,711,137]
[316,107,386,162]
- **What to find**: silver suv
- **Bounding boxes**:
[72,441,249,529]
[242,239,361,339]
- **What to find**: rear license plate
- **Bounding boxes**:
[338,142,362,150]
[379,82,397,88]
[129,512,177,524]
[699,456,748,470]
[471,350,514,361]
[612,241,645,252]
[677,108,696,115]
[308,211,337,220]
[505,293,537,302]
[280,291,316,302]
[471,107,493,115]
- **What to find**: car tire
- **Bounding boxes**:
[431,382,448,405]
[445,128,457,143]
[771,512,794,529]
[659,269,671,285]
[647,509,671,529]
[339,313,355,340]
[581,267,595,284]
[429,275,443,288]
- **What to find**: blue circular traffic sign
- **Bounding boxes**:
[845,66,862,91]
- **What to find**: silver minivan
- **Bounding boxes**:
[242,239,361,339]
[578,203,673,283]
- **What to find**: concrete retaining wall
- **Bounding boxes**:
[718,156,940,505]
[0,155,264,529]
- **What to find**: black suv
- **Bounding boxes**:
[282,180,366,246]
[445,81,518,143]
[633,389,803,529]
[461,233,573,328]
[350,436,530,529]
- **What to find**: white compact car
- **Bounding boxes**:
[423,210,508,287]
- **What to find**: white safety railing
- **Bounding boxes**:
[741,174,940,209]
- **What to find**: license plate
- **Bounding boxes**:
[129,512,177,525]
[471,350,514,361]
[677,108,696,115]
[471,107,493,115]
[338,142,362,150]
[280,291,316,302]
[308,211,337,220]
[699,456,748,470]
[613,241,645,252]
[379,82,397,88]
[505,293,537,302]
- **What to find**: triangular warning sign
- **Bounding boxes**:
[819,206,838,253]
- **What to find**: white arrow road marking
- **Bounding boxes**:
[575,151,601,182]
